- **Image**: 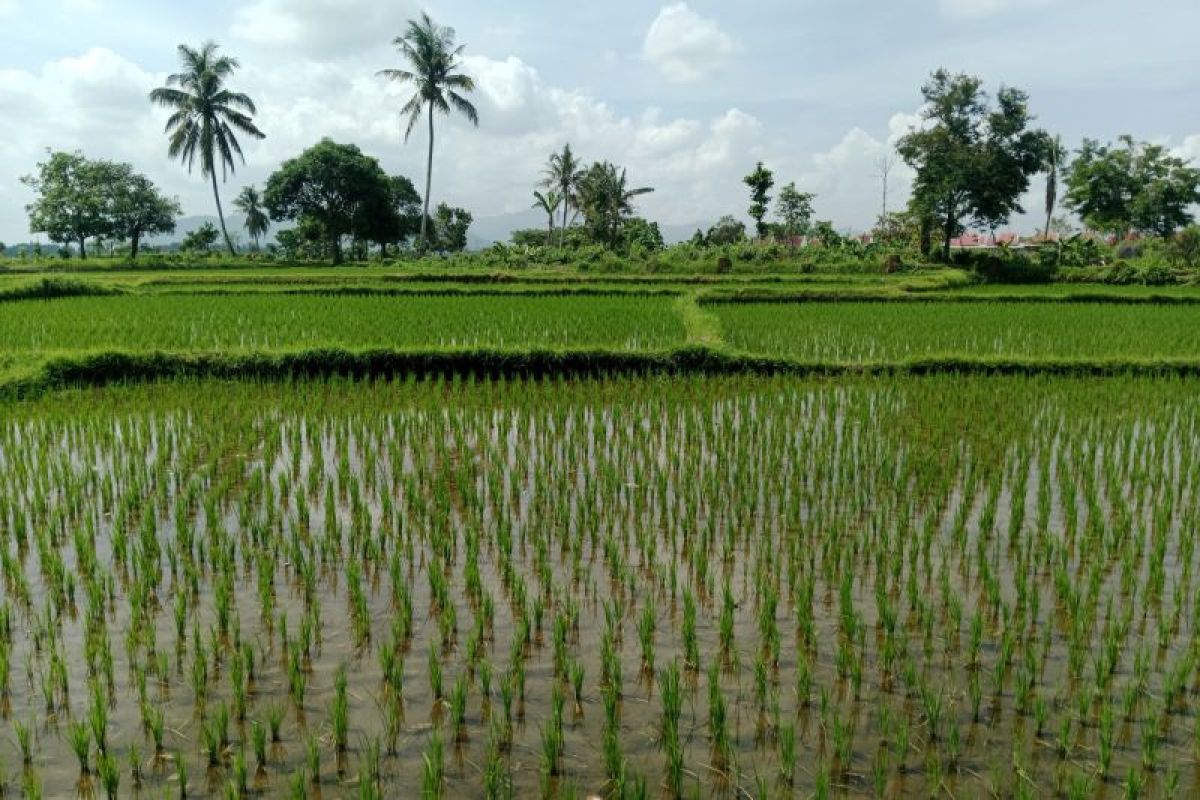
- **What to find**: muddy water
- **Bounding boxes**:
[0,377,1199,798]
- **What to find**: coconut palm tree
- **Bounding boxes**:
[234,186,269,250]
[1044,135,1068,241]
[531,189,562,244]
[379,13,479,252]
[542,144,584,247]
[149,41,265,256]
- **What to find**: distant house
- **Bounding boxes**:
[949,231,1051,250]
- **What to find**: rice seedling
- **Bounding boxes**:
[331,664,350,752]
[66,720,90,775]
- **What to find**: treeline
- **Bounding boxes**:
[11,12,1200,278]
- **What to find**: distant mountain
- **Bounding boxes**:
[147,215,277,248]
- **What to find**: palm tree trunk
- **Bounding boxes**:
[420,101,434,252]
[560,190,569,248]
[211,171,236,256]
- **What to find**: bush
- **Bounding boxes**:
[954,250,1057,284]
[1170,226,1200,269]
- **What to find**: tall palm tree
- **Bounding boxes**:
[542,144,584,247]
[531,190,562,244]
[150,42,265,256]
[379,13,479,252]
[1044,134,1067,241]
[234,186,269,250]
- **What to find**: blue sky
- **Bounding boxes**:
[1,0,1198,243]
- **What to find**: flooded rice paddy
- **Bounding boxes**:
[0,375,1198,798]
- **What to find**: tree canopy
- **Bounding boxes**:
[577,162,653,249]
[263,139,397,263]
[897,69,1049,259]
[22,150,179,258]
[743,162,774,239]
[775,182,816,239]
[430,203,473,253]
[1064,136,1200,239]
[108,167,182,258]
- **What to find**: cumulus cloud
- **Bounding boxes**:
[1174,134,1200,164]
[791,112,921,232]
[643,3,736,83]
[231,0,417,55]
[0,43,778,240]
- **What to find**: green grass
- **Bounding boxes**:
[715,301,1200,361]
[0,294,686,354]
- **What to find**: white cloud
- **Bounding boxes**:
[0,43,780,241]
[643,3,736,83]
[1174,134,1200,165]
[231,0,417,55]
[939,0,1052,18]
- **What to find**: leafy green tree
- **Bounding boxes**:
[1042,135,1067,240]
[21,151,111,258]
[871,210,921,249]
[360,175,423,257]
[897,69,1048,259]
[775,182,816,239]
[1064,136,1200,239]
[234,186,270,250]
[542,144,585,247]
[180,222,220,252]
[622,218,664,253]
[150,41,265,256]
[743,162,774,238]
[577,162,653,249]
[705,216,746,246]
[810,221,844,248]
[532,189,562,243]
[379,13,479,251]
[108,167,181,258]
[431,204,473,252]
[263,139,395,263]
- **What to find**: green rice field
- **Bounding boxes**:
[0,294,686,354]
[713,301,1200,361]
[2,269,1200,798]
